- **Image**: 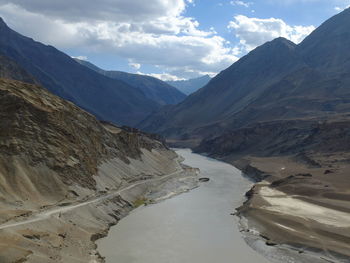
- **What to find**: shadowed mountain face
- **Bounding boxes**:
[167,75,211,95]
[0,54,37,84]
[140,8,350,153]
[0,18,159,127]
[298,7,350,74]
[75,59,186,105]
[140,38,307,139]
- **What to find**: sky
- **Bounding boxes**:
[0,0,349,80]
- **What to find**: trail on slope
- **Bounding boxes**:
[0,170,182,230]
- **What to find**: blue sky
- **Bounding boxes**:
[0,0,349,80]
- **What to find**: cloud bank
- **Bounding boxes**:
[0,0,315,80]
[228,15,315,51]
[0,0,238,79]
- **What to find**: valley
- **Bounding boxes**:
[97,149,270,263]
[0,3,350,263]
[139,7,350,262]
[98,149,340,263]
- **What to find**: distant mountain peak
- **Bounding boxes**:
[298,4,350,71]
[271,37,295,45]
[258,37,297,53]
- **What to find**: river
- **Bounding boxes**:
[96,149,271,263]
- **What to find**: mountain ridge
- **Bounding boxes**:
[139,37,307,139]
[0,18,159,126]
[75,58,186,105]
[139,8,350,147]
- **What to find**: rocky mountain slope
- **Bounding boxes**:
[139,37,306,140]
[0,18,159,127]
[75,59,186,105]
[140,8,350,148]
[0,75,198,263]
[0,54,37,84]
[167,75,211,95]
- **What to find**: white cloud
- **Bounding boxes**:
[128,62,141,70]
[137,71,184,81]
[0,0,188,23]
[228,15,315,51]
[72,55,88,61]
[230,1,252,8]
[334,1,350,11]
[0,0,237,79]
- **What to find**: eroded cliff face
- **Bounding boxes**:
[0,78,198,263]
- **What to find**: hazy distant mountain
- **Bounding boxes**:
[167,75,211,95]
[75,59,186,105]
[0,18,159,126]
[140,8,350,151]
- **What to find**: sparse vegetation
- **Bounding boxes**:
[132,197,148,208]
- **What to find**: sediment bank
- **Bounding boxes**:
[235,154,350,263]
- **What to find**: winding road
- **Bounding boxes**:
[0,170,182,231]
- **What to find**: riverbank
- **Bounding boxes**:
[234,153,350,263]
[0,149,199,263]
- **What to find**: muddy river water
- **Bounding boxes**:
[97,149,271,263]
